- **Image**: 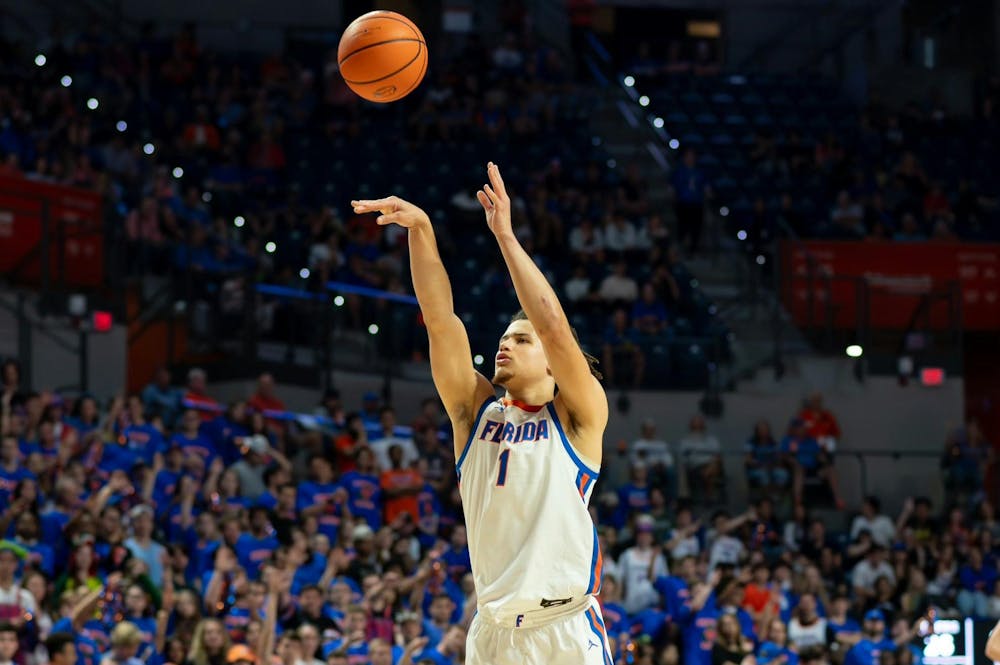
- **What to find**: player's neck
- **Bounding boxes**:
[503,385,553,409]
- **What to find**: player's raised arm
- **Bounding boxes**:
[351,196,494,454]
[477,162,608,457]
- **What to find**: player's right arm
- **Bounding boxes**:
[352,196,494,457]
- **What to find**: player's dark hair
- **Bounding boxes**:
[509,310,603,381]
[0,621,16,635]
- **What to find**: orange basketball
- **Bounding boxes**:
[337,11,428,103]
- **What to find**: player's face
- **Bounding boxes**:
[493,319,549,387]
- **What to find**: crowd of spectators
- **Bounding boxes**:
[2,353,998,665]
[620,50,1000,251]
[0,17,725,388]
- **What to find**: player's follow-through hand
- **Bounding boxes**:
[477,161,513,237]
[352,195,430,229]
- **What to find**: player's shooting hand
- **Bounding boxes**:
[352,196,430,229]
[477,162,512,238]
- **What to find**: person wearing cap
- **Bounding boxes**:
[0,542,37,633]
[124,504,166,587]
[619,514,668,614]
[344,524,378,581]
[842,610,894,665]
[359,392,381,431]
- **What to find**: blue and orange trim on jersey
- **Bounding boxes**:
[575,469,596,501]
[586,524,603,595]
[547,403,600,477]
[456,396,497,481]
[585,605,614,665]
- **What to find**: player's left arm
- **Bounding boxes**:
[478,162,608,460]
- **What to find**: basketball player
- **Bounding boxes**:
[352,162,612,665]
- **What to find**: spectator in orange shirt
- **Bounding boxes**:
[247,373,287,434]
[798,392,841,448]
[742,562,779,624]
[379,445,423,526]
[184,368,220,421]
[247,374,285,414]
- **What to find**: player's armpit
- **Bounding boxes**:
[427,313,495,454]
[539,324,608,459]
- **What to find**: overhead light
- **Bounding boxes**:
[652,117,664,129]
[736,229,747,240]
[368,324,379,335]
[234,216,245,227]
[473,354,484,366]
[846,345,863,358]
[333,295,345,307]
[623,75,635,88]
[720,206,730,217]
[60,75,72,87]
[86,98,99,110]
[265,241,277,254]
[116,120,128,132]
[668,139,680,150]
[143,143,155,155]
[34,54,47,67]
[299,268,310,279]
[172,167,184,179]
[638,95,650,107]
[201,192,212,203]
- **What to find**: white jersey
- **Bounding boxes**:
[457,397,603,617]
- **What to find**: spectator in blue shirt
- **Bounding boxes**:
[670,148,711,254]
[745,420,790,493]
[782,418,843,509]
[632,283,670,336]
[843,610,895,665]
[169,410,217,467]
[757,618,799,665]
[602,308,645,390]
[234,507,279,579]
[957,546,997,618]
[0,435,32,506]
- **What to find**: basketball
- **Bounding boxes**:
[337,11,428,103]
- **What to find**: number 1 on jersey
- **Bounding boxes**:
[496,449,510,486]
